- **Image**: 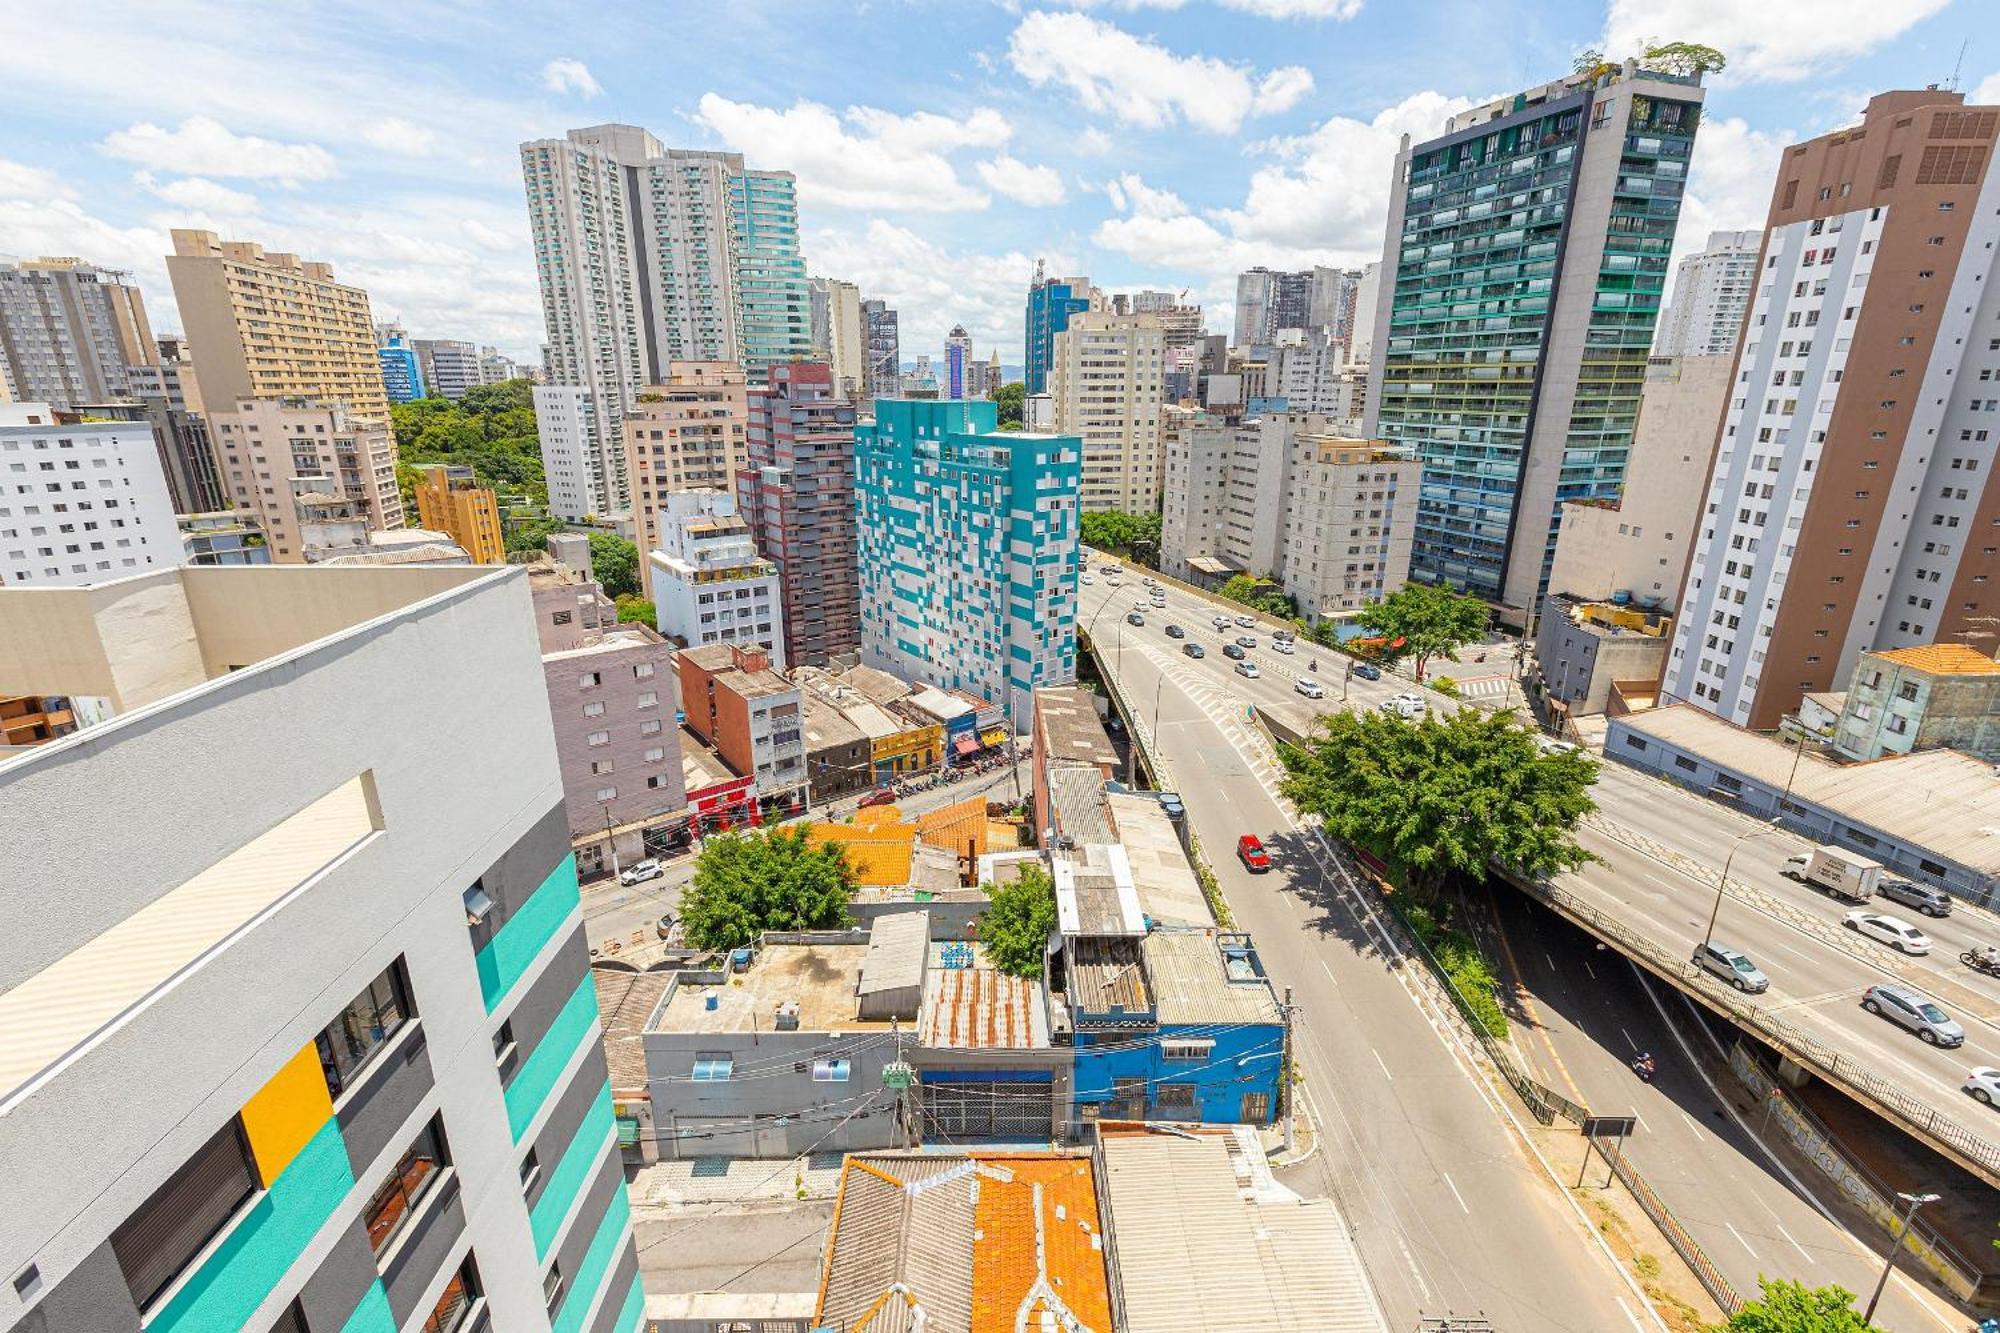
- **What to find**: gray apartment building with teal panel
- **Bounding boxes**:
[854,398,1082,731]
[0,563,641,1333]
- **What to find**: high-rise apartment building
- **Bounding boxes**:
[729,168,813,378]
[862,300,901,400]
[1274,334,1367,425]
[377,332,427,402]
[128,339,227,515]
[854,399,1081,727]
[0,563,645,1333]
[647,489,786,668]
[1655,229,1760,357]
[415,463,505,564]
[479,346,526,385]
[740,362,860,667]
[533,386,608,520]
[809,278,866,399]
[166,230,389,424]
[1349,263,1383,369]
[1366,62,1706,613]
[1661,89,2000,729]
[415,339,482,401]
[0,402,181,585]
[0,258,156,408]
[1051,312,1165,513]
[1232,268,1317,347]
[945,324,973,400]
[1307,267,1367,343]
[210,397,405,563]
[1024,264,1095,395]
[623,362,749,599]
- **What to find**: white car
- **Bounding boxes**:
[1966,1067,2000,1106]
[1378,693,1426,720]
[1081,574,1094,585]
[1843,910,1933,955]
[1270,639,1295,655]
[1234,614,1256,628]
[1235,635,1258,649]
[619,859,664,886]
[1211,615,1230,630]
[1235,661,1261,679]
[1295,677,1324,699]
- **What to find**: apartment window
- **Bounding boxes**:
[110,1118,259,1310]
[586,730,609,747]
[595,786,617,802]
[316,961,413,1098]
[577,672,600,689]
[1162,1039,1216,1061]
[582,701,605,718]
[691,1053,734,1081]
[543,1262,565,1316]
[551,610,572,625]
[421,1257,481,1333]
[812,1058,852,1082]
[633,661,655,679]
[518,1146,540,1195]
[639,719,663,737]
[363,1118,448,1254]
[492,1020,516,1065]
[1898,681,1920,702]
[636,691,658,710]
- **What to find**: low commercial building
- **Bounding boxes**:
[674,729,760,844]
[1607,704,2000,905]
[795,664,944,782]
[1031,685,1119,845]
[647,489,785,668]
[802,689,872,802]
[1833,645,2000,762]
[1533,594,1674,719]
[676,642,806,818]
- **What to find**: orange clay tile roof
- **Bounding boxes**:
[1873,644,2000,676]
[809,821,916,887]
[815,1152,1111,1333]
[915,796,989,859]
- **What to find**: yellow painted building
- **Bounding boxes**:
[871,720,942,776]
[414,464,505,564]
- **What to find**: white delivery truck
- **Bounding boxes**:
[1782,846,1883,903]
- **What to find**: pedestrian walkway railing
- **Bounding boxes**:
[1591,1132,1743,1316]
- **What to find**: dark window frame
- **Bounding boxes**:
[111,1117,259,1311]
[363,1117,450,1256]
[421,1256,481,1333]
[316,960,415,1099]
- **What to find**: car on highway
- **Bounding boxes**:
[1212,615,1231,630]
[1223,643,1247,660]
[1183,642,1206,659]
[655,912,678,941]
[1081,574,1094,585]
[1127,612,1146,626]
[1295,677,1324,699]
[1844,910,1933,954]
[1966,1067,2000,1106]
[1353,662,1382,681]
[1156,791,1186,821]
[1379,693,1426,720]
[859,785,898,809]
[1237,834,1272,872]
[1165,623,1186,639]
[1273,628,1295,643]
[1879,877,1953,917]
[1270,639,1295,655]
[1235,661,1261,679]
[1862,983,1963,1046]
[1692,941,1769,993]
[618,858,664,886]
[1235,634,1258,648]
[1234,614,1256,628]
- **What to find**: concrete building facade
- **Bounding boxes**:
[1533,594,1674,717]
[677,642,807,816]
[861,299,900,401]
[1834,644,2000,761]
[646,489,785,668]
[166,230,389,425]
[740,362,860,667]
[542,623,686,872]
[533,385,608,521]
[0,564,644,1333]
[376,333,426,403]
[414,339,482,401]
[854,399,1082,728]
[0,403,182,586]
[624,362,750,600]
[809,278,866,399]
[1655,229,1760,357]
[210,398,405,564]
[1024,266,1094,396]
[0,258,156,409]
[414,464,505,564]
[1662,90,2000,729]
[1050,312,1165,513]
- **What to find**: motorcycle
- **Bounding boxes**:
[1632,1054,1656,1084]
[1960,949,2000,977]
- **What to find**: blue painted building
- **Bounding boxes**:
[377,334,426,402]
[1024,268,1094,395]
[853,397,1081,729]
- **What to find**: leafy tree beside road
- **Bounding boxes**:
[1080,510,1161,564]
[1219,573,1297,621]
[1354,583,1489,681]
[1278,707,1596,895]
[982,864,1058,978]
[678,827,855,951]
[1715,1278,1869,1331]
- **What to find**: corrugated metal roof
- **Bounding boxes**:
[860,911,929,996]
[1049,762,1114,846]
[1101,1130,1389,1333]
[1142,929,1281,1026]
[920,951,1049,1049]
[591,969,672,1094]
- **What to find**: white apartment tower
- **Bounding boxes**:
[0,403,181,586]
[1051,312,1165,513]
[1655,230,1760,357]
[0,259,157,409]
[647,488,786,669]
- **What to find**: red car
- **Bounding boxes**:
[858,786,898,808]
[1237,834,1272,873]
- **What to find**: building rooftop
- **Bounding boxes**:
[1143,929,1282,1026]
[1099,1126,1389,1332]
[802,691,869,750]
[906,685,974,724]
[919,944,1049,1050]
[1870,644,2000,677]
[651,937,886,1034]
[1035,686,1117,768]
[591,968,673,1095]
[1048,762,1114,847]
[679,728,740,793]
[732,668,797,700]
[1107,793,1211,928]
[810,813,916,887]
[541,624,668,662]
[1066,936,1150,1018]
[814,1152,1112,1333]
[1053,842,1145,937]
[843,664,913,707]
[1618,704,2000,876]
[858,910,928,1004]
[915,795,991,862]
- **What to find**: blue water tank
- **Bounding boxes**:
[704,993,719,1011]
[1609,590,1632,605]
[730,947,752,972]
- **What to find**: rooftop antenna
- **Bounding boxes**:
[1947,38,1968,92]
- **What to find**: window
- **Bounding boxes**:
[363,1118,448,1254]
[812,1058,851,1082]
[519,1147,541,1195]
[633,661,655,679]
[1155,1084,1196,1111]
[1162,1039,1215,1061]
[111,1118,259,1310]
[582,701,605,718]
[551,610,572,625]
[492,1020,516,1065]
[420,1257,480,1333]
[586,730,610,747]
[577,671,600,689]
[1897,681,1919,701]
[1623,734,1648,751]
[692,1053,734,1081]
[636,691,658,710]
[316,962,413,1097]
[1674,755,1699,773]
[542,1262,566,1315]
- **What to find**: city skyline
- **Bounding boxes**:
[0,2,1991,369]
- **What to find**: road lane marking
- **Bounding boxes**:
[1441,1171,1470,1214]
[1371,1047,1393,1081]
[1584,960,1598,980]
[1775,1221,1815,1265]
[1615,1296,1648,1333]
[1619,1026,1635,1051]
[1677,1109,1705,1141]
[1723,1220,1759,1262]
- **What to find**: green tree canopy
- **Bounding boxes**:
[390,377,547,520]
[1716,1278,1868,1332]
[678,827,856,951]
[1355,583,1488,680]
[1218,574,1297,621]
[993,381,1026,428]
[614,595,657,631]
[982,864,1058,978]
[588,531,641,599]
[1279,707,1597,895]
[505,515,568,554]
[1080,509,1162,562]
[1642,41,1727,77]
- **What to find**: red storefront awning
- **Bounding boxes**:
[952,735,981,757]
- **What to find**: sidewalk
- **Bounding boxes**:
[634,1152,848,1210]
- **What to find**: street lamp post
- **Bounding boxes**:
[1777,713,1808,820]
[1863,1190,1939,1324]
[1700,826,1782,955]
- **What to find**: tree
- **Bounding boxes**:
[1717,1278,1869,1332]
[982,864,1058,978]
[505,515,568,554]
[1355,583,1488,681]
[993,381,1027,428]
[389,378,548,510]
[678,827,856,951]
[1278,707,1597,896]
[1642,41,1726,77]
[588,531,641,599]
[614,595,657,630]
[1219,574,1297,621]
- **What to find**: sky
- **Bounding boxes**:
[0,0,1994,371]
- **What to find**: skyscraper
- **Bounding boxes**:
[1051,312,1165,513]
[741,362,860,666]
[1654,229,1760,357]
[854,399,1081,727]
[730,169,813,378]
[1024,263,1094,395]
[166,230,389,425]
[945,324,973,399]
[622,361,750,600]
[0,258,156,409]
[862,299,901,401]
[1661,89,2000,729]
[414,338,482,400]
[1366,62,1706,613]
[376,331,426,403]
[1231,268,1316,347]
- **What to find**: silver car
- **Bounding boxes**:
[1692,941,1769,993]
[1862,983,1964,1047]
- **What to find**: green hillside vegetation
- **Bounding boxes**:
[391,379,545,520]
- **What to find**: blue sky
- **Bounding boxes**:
[0,0,1992,368]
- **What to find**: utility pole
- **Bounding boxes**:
[1864,1191,1939,1324]
[601,802,622,877]
[1280,985,1296,1156]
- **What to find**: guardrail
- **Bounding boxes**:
[1592,1132,1743,1316]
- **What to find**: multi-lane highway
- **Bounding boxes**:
[1080,561,2000,1188]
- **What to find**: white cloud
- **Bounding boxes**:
[976,155,1068,207]
[1973,72,2000,107]
[1007,12,1313,134]
[1601,0,1953,84]
[1074,127,1116,156]
[540,57,603,99]
[0,159,77,202]
[137,173,260,215]
[360,118,440,157]
[695,94,1010,212]
[100,117,336,185]
[1063,0,1361,15]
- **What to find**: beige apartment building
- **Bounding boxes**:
[210,397,403,562]
[623,361,748,575]
[1051,312,1165,513]
[1279,434,1421,621]
[165,229,388,425]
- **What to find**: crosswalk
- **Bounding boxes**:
[1444,672,1516,704]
